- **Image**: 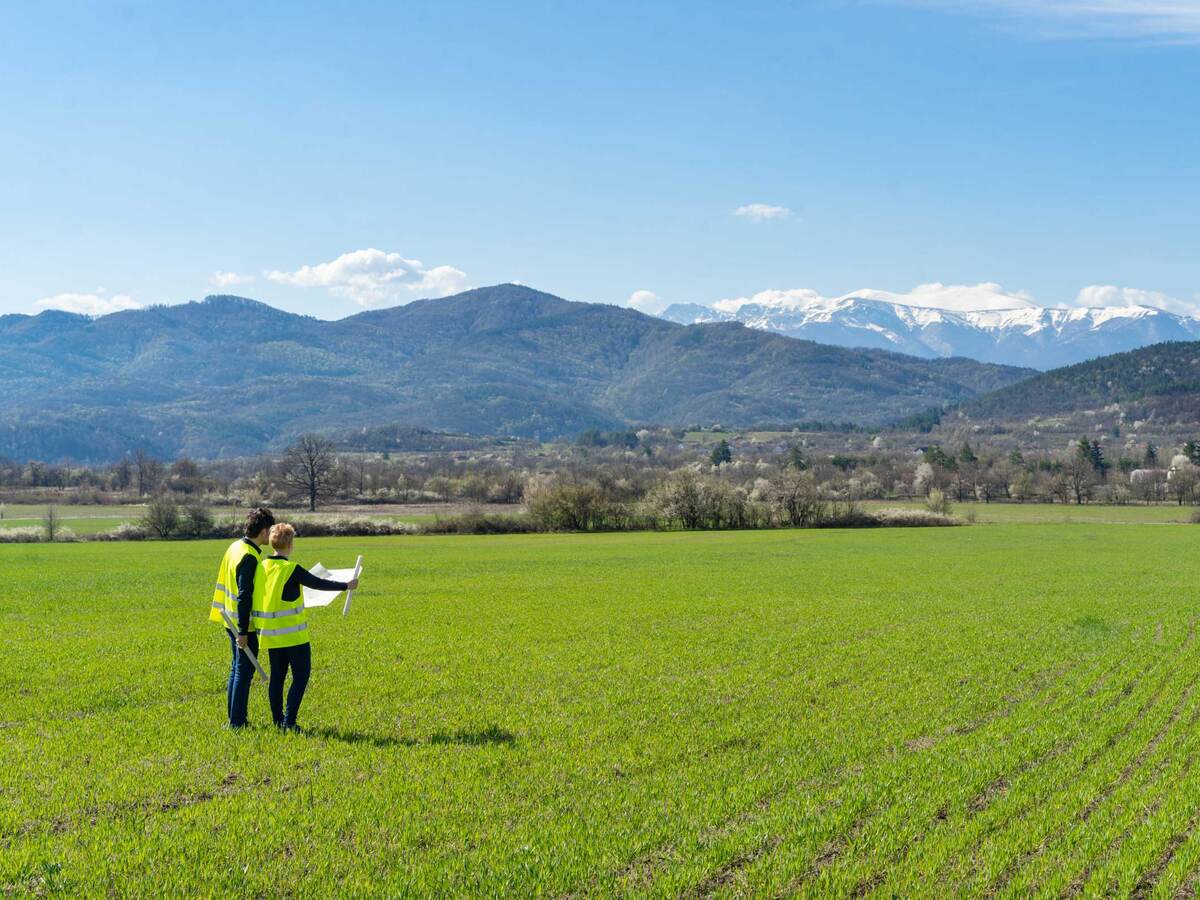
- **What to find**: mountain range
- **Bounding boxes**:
[0,284,1031,462]
[958,340,1200,424]
[659,292,1200,370]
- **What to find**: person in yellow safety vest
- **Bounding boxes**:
[254,522,359,731]
[210,507,275,729]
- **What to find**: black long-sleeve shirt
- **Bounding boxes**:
[239,554,349,633]
[234,538,261,635]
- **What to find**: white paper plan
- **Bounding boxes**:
[303,556,363,609]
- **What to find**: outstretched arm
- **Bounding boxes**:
[295,565,358,593]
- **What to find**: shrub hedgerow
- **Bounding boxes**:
[178,503,215,538]
[872,508,960,528]
[0,527,45,543]
[819,501,881,528]
[420,512,536,535]
[290,517,417,538]
[94,523,150,541]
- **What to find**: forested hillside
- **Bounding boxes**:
[0,284,1032,461]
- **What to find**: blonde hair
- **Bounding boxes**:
[268,522,295,550]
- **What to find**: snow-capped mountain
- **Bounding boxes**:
[658,291,1200,370]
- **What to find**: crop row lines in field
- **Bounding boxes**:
[1092,779,1200,897]
[1128,803,1200,898]
[1015,676,1200,895]
[776,810,873,897]
[601,758,872,898]
[672,625,1168,897]
[968,674,1177,892]
[1058,752,1189,897]
[972,641,1200,896]
[864,624,1191,896]
[3,770,304,843]
[562,639,1103,894]
[690,833,783,898]
[846,739,1070,898]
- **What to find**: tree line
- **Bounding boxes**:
[6,430,1200,516]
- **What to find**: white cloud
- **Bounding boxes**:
[714,282,1038,314]
[627,289,668,314]
[849,282,1039,312]
[733,203,791,223]
[34,291,141,316]
[210,271,255,288]
[266,248,470,306]
[1072,285,1200,317]
[888,1,1200,42]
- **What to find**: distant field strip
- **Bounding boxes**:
[860,500,1199,525]
[1,526,1198,895]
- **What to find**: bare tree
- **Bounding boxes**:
[112,456,133,492]
[1169,466,1199,506]
[1063,455,1095,505]
[426,476,452,503]
[281,435,339,511]
[42,505,60,542]
[765,470,828,527]
[395,471,416,503]
[353,455,368,497]
[133,449,163,496]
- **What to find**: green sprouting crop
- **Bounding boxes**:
[1,525,1198,896]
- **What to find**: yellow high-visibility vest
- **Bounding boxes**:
[209,539,262,628]
[252,557,310,649]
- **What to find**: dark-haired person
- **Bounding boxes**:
[209,507,275,729]
[253,522,358,731]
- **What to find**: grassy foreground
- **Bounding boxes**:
[3,526,1200,896]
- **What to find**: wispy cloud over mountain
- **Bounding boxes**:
[34,291,141,316]
[1072,285,1200,317]
[627,290,667,313]
[210,271,255,289]
[266,248,469,306]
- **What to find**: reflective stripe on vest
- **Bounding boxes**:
[209,541,262,627]
[252,607,304,619]
[258,622,309,638]
[252,556,311,649]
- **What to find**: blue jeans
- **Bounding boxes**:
[225,629,259,728]
[268,643,312,728]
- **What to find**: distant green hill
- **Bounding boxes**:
[961,340,1200,421]
[0,284,1032,461]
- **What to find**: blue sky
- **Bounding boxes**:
[2,0,1198,319]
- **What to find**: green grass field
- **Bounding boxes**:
[0,503,514,535]
[4,526,1200,895]
[0,503,145,535]
[862,499,1200,525]
[1,499,1193,538]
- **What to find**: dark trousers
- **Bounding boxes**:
[268,643,312,728]
[225,629,259,728]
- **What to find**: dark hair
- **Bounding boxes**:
[243,507,275,538]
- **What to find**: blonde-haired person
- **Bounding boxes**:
[252,523,359,731]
